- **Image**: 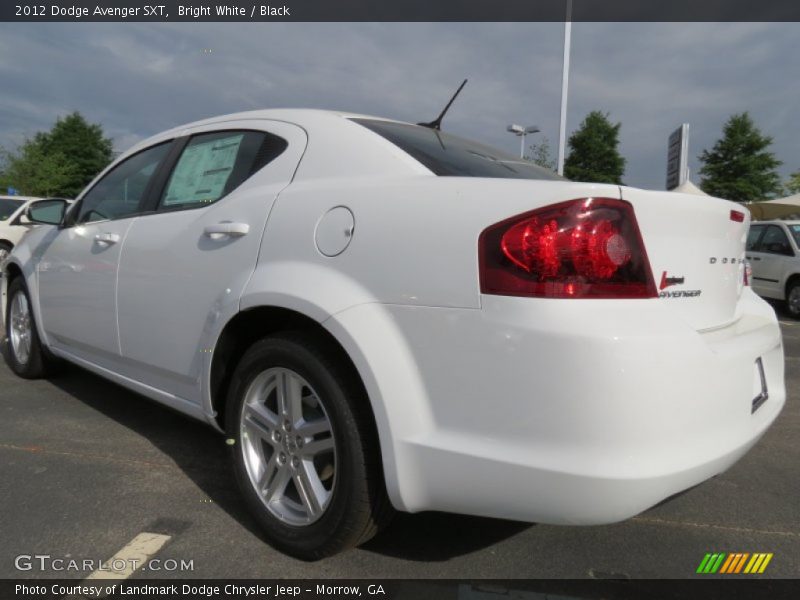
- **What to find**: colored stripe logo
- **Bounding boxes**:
[696,553,773,574]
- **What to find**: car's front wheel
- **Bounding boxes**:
[4,276,52,378]
[225,332,392,559]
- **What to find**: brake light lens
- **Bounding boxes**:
[730,210,745,222]
[479,198,657,299]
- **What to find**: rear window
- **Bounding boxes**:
[353,118,565,181]
[0,198,24,221]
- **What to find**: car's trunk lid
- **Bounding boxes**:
[621,186,748,331]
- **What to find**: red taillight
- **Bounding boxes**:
[479,198,657,299]
[730,210,745,222]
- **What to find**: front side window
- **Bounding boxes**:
[76,142,171,224]
[0,198,25,221]
[746,225,764,251]
[159,130,286,210]
[759,225,794,256]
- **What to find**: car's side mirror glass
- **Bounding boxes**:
[26,199,68,225]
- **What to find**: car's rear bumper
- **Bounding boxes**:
[332,288,785,523]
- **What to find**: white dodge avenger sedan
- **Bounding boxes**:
[1,110,785,558]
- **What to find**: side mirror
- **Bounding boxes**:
[26,198,68,226]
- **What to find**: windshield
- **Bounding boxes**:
[0,198,25,221]
[353,118,566,181]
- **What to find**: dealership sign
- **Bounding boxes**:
[665,123,690,190]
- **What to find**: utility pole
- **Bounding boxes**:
[557,0,573,176]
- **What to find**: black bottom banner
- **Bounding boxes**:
[4,579,800,600]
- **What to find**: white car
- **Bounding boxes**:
[1,110,785,559]
[746,219,800,317]
[0,195,45,266]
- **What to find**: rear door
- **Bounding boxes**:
[115,120,306,403]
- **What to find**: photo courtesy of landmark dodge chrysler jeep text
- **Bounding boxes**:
[2,109,785,559]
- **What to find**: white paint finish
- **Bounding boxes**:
[362,289,784,521]
[37,218,136,360]
[620,186,749,330]
[315,206,355,257]
[84,532,171,580]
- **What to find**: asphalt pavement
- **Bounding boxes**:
[1,309,798,580]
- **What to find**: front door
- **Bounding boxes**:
[37,142,172,365]
[748,224,794,298]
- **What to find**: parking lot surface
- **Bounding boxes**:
[1,313,798,580]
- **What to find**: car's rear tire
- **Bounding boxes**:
[786,280,800,319]
[3,276,53,379]
[225,332,393,559]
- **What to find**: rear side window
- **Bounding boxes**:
[353,118,565,181]
[0,198,24,221]
[159,130,287,210]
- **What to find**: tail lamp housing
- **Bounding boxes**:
[479,198,657,299]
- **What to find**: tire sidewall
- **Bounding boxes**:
[787,282,800,318]
[0,241,12,264]
[4,277,44,377]
[225,336,367,558]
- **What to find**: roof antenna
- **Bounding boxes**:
[418,79,468,130]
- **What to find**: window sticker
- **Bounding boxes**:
[163,134,244,206]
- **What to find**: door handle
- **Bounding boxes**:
[203,222,250,238]
[94,232,120,245]
[752,257,761,261]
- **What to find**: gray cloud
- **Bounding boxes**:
[0,21,797,190]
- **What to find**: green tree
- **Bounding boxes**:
[698,112,782,201]
[0,142,77,197]
[563,111,625,184]
[785,170,800,195]
[32,112,114,197]
[526,136,556,171]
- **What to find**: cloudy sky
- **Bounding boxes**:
[0,22,797,189]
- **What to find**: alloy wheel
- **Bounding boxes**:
[9,291,32,365]
[239,367,337,526]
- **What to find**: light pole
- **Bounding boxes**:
[557,0,573,176]
[506,124,540,159]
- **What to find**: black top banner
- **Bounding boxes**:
[2,0,800,22]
